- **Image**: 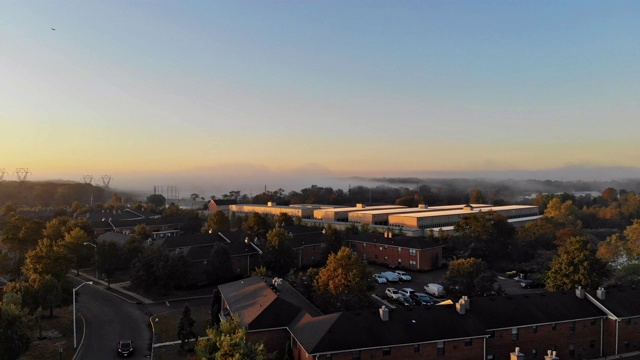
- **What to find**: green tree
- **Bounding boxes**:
[206,244,233,285]
[546,236,606,291]
[1,203,16,216]
[195,313,270,360]
[129,248,191,293]
[30,275,60,318]
[322,225,343,257]
[146,194,166,208]
[274,213,294,227]
[97,240,121,288]
[0,292,37,360]
[163,203,182,217]
[262,228,296,276]
[206,211,230,233]
[454,211,515,264]
[177,304,196,350]
[313,247,373,312]
[444,258,495,296]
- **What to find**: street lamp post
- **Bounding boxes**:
[73,281,93,349]
[83,242,98,279]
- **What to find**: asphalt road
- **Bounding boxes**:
[72,278,153,360]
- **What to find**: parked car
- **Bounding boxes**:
[396,294,415,307]
[373,274,388,284]
[381,271,400,283]
[385,287,402,300]
[395,270,412,282]
[117,340,134,357]
[424,283,445,297]
[520,279,544,289]
[399,287,416,297]
[411,292,435,306]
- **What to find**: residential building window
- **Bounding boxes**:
[397,247,402,254]
[552,323,557,330]
[374,255,378,260]
[382,348,391,356]
[569,321,576,334]
[625,340,630,349]
[487,355,494,360]
[379,246,383,251]
[512,328,519,341]
[437,342,445,356]
[352,351,361,360]
[569,344,575,358]
[409,260,417,269]
[532,349,537,358]
[409,249,417,256]
[465,339,472,347]
[532,325,537,333]
[591,319,597,325]
[384,245,388,249]
[326,355,332,360]
[590,340,596,349]
[363,243,366,248]
[384,256,388,261]
[413,345,420,353]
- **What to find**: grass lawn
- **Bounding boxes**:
[152,304,212,360]
[21,307,77,360]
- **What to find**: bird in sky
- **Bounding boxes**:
[51,28,56,31]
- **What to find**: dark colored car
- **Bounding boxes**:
[117,340,134,357]
[411,292,435,306]
[396,294,415,307]
[520,280,544,289]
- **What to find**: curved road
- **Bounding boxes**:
[72,279,153,360]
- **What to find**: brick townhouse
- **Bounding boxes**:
[217,276,640,360]
[347,232,444,271]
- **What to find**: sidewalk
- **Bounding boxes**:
[75,271,154,304]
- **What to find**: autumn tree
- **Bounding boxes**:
[242,213,270,239]
[129,247,191,293]
[195,313,271,360]
[468,188,486,204]
[0,216,45,276]
[97,240,121,288]
[60,228,93,275]
[262,228,296,276]
[313,247,373,312]
[546,236,606,291]
[22,239,73,282]
[454,211,515,264]
[206,211,230,233]
[544,198,579,225]
[275,213,294,227]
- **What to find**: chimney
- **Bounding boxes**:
[267,202,275,207]
[379,306,389,321]
[418,204,427,209]
[597,287,606,300]
[461,296,470,310]
[576,286,585,299]
[511,347,525,360]
[456,300,466,314]
[544,350,559,360]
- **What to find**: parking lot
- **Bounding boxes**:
[369,264,545,308]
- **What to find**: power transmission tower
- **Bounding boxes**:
[0,168,6,182]
[100,175,112,190]
[14,168,31,182]
[82,175,93,184]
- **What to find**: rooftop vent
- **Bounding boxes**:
[597,287,606,300]
[456,299,466,315]
[379,306,389,321]
[544,350,559,360]
[511,347,525,360]
[576,286,585,299]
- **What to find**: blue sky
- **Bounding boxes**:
[1,1,639,196]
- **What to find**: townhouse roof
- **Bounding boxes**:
[291,304,487,355]
[96,231,131,245]
[468,292,605,330]
[218,277,321,331]
[587,287,640,319]
[161,233,260,260]
[346,233,444,249]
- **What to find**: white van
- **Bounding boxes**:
[424,283,445,297]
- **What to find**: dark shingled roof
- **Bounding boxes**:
[346,233,444,250]
[292,305,486,354]
[467,292,605,330]
[587,287,640,319]
[162,233,218,249]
